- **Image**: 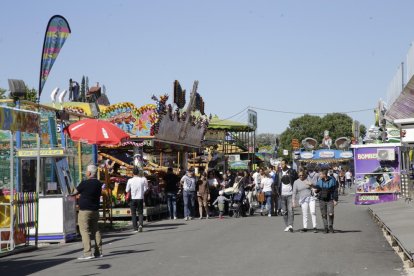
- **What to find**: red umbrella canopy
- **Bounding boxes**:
[65,118,129,146]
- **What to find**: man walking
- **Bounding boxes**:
[71,164,103,260]
[181,168,196,221]
[277,159,298,216]
[315,169,339,233]
[126,168,148,233]
[164,167,179,220]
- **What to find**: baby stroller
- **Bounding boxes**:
[224,188,248,218]
[226,186,248,218]
[245,185,260,216]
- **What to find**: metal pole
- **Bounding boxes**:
[10,131,15,251]
[78,142,82,181]
[35,131,40,247]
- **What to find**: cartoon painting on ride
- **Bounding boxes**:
[354,146,400,205]
[0,107,40,134]
[99,81,209,148]
[99,102,158,137]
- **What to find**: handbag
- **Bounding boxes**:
[256,192,265,203]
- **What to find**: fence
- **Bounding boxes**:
[0,192,38,253]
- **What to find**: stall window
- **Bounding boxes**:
[21,159,37,192]
[42,158,62,195]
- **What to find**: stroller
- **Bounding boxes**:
[245,185,260,216]
[226,186,248,218]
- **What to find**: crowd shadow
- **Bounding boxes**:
[333,229,362,234]
[144,227,177,233]
[145,223,186,228]
[57,237,127,257]
[0,258,73,275]
[102,249,153,258]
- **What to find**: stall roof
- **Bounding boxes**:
[386,76,414,121]
[208,116,254,132]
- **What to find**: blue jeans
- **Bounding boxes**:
[166,193,177,219]
[183,191,195,218]
[262,191,273,213]
[281,195,294,227]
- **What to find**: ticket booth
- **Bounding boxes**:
[18,148,77,243]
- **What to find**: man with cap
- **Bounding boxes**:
[71,164,103,260]
[180,168,196,221]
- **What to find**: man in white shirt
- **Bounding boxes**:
[345,170,352,189]
[126,168,148,232]
[180,169,196,221]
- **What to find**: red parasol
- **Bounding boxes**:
[64,118,129,146]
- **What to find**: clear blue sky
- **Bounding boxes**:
[1,0,414,134]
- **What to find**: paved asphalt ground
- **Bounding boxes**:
[0,194,407,276]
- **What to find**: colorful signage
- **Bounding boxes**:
[299,150,353,160]
[353,146,400,205]
[17,149,65,157]
[228,160,250,170]
[0,107,40,133]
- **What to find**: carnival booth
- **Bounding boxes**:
[0,105,40,254]
[351,143,401,205]
[0,99,97,244]
[97,80,209,219]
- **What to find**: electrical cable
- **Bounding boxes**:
[248,106,374,115]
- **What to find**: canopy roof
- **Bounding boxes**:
[208,116,254,132]
[386,76,414,121]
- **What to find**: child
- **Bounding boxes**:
[212,190,230,219]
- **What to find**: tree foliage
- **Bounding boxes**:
[278,113,366,155]
[24,86,37,102]
[0,87,6,99]
[256,133,277,147]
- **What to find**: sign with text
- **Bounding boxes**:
[353,146,400,205]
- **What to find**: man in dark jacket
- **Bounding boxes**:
[164,167,180,219]
[276,159,298,215]
[315,169,339,233]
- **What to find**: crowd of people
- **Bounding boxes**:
[161,159,354,232]
[71,160,354,260]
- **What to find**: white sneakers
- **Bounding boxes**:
[284,225,293,232]
[78,255,94,260]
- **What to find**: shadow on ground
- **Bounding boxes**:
[0,258,73,275]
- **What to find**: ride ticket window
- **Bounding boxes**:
[42,158,62,195]
[21,159,37,193]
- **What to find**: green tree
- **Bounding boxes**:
[80,76,86,102]
[24,86,38,102]
[0,87,7,99]
[278,113,366,156]
[256,133,277,147]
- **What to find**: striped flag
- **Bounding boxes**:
[38,15,71,97]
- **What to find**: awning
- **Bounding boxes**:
[208,116,254,132]
[386,76,414,121]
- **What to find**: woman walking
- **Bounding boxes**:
[260,170,274,217]
[197,172,210,219]
[293,171,317,233]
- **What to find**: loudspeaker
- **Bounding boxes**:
[8,79,26,98]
